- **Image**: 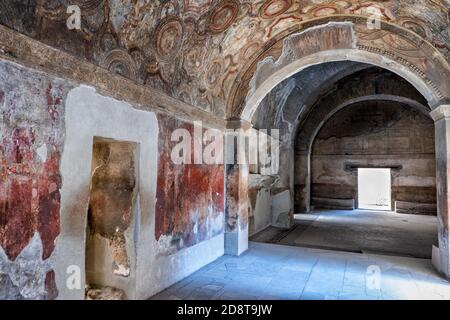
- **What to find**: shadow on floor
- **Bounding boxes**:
[250,209,438,259]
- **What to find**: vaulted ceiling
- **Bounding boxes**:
[1,0,449,118]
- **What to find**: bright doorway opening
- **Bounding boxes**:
[358,168,391,211]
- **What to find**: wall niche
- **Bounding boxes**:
[85,137,139,300]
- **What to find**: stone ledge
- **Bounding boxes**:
[395,201,437,216]
[312,197,355,210]
[430,105,450,122]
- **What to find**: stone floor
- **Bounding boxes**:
[250,209,438,259]
[151,242,450,300]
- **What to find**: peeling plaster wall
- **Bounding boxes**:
[156,113,225,255]
[0,59,225,299]
[58,86,224,300]
[0,60,73,299]
[308,101,436,213]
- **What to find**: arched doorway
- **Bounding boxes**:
[225,19,450,278]
[299,99,437,259]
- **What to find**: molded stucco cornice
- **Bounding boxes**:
[430,105,450,122]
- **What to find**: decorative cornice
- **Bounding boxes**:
[0,25,226,130]
[357,44,444,101]
[430,105,450,122]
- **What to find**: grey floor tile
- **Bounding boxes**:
[152,241,450,300]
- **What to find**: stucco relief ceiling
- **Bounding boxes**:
[1,0,449,117]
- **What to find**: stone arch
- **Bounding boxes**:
[254,61,371,141]
[228,17,450,121]
[307,95,430,150]
[287,65,432,212]
[224,17,450,265]
[307,94,431,152]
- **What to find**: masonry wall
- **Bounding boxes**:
[0,59,225,300]
[304,101,436,213]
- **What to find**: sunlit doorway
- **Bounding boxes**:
[358,168,391,211]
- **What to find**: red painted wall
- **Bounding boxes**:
[0,62,72,299]
[156,114,225,252]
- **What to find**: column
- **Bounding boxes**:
[431,105,450,278]
[224,118,251,256]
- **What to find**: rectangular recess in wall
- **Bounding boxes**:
[85,137,138,300]
[358,168,391,211]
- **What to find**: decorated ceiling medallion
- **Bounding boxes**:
[207,0,239,34]
[259,0,293,20]
[333,1,352,10]
[100,49,138,80]
[155,16,184,61]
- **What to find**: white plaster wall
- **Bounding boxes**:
[56,85,224,300]
[252,189,272,235]
[140,234,224,299]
